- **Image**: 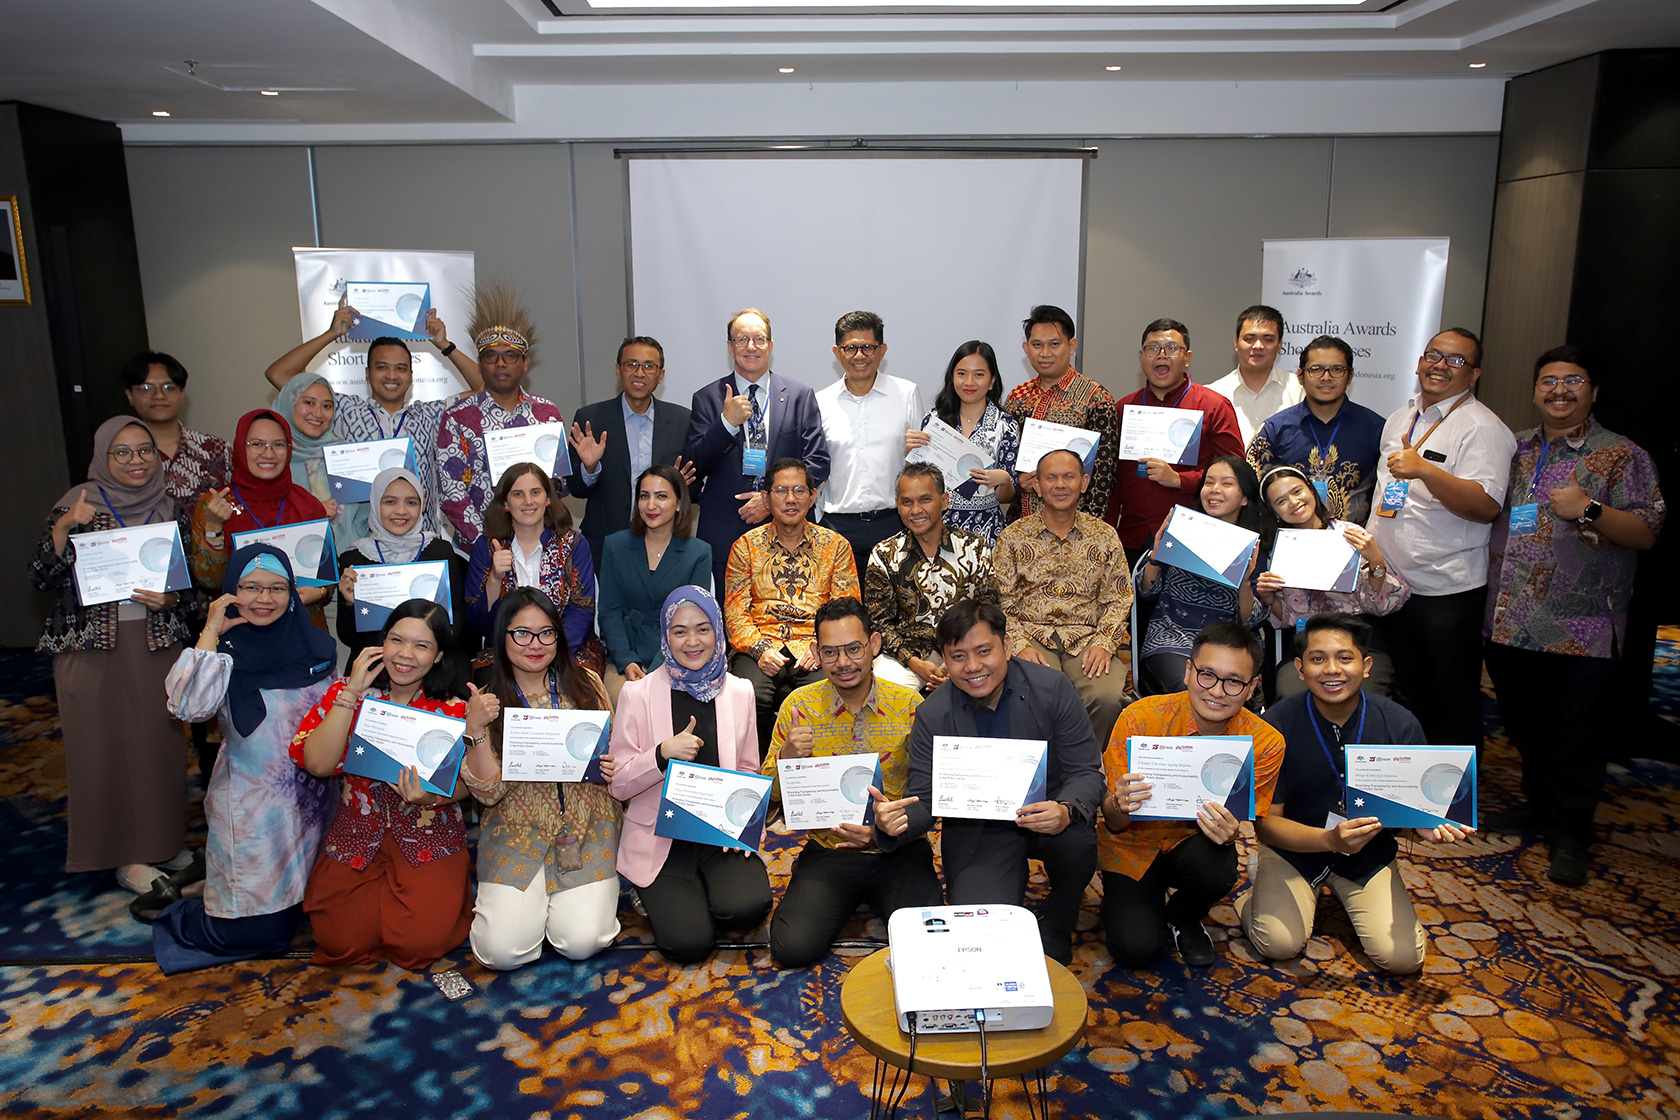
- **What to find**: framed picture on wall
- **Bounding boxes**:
[0,196,29,305]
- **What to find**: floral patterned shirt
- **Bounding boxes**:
[30,508,193,654]
[1003,369,1118,518]
[160,427,232,506]
[724,522,861,660]
[993,511,1132,658]
[864,526,998,664]
[437,389,566,547]
[910,403,1021,544]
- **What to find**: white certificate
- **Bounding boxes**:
[499,708,612,782]
[931,736,1048,821]
[1118,403,1204,465]
[776,754,884,831]
[1155,504,1259,590]
[483,422,573,491]
[1345,745,1477,829]
[656,761,774,852]
[70,522,191,607]
[1269,526,1361,593]
[907,416,993,493]
[344,697,467,797]
[1016,417,1101,475]
[322,437,415,504]
[230,518,339,587]
[351,560,453,631]
[345,281,430,340]
[1126,736,1256,821]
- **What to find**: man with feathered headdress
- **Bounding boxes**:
[436,282,568,548]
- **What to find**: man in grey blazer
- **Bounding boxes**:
[568,335,694,567]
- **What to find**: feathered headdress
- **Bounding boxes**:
[468,281,537,354]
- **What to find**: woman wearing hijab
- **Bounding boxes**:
[151,544,338,971]
[608,586,769,964]
[336,467,466,669]
[193,409,333,628]
[30,416,196,892]
[272,372,357,543]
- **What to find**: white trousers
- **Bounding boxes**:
[471,867,622,968]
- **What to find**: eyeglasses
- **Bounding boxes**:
[1191,662,1255,696]
[480,350,526,366]
[770,485,810,498]
[1421,350,1472,369]
[133,383,181,397]
[235,582,289,599]
[1304,364,1351,378]
[619,359,663,373]
[817,641,868,664]
[108,445,159,462]
[508,627,559,647]
[838,343,881,357]
[1142,342,1189,357]
[1538,375,1588,390]
[245,439,289,453]
[730,335,771,350]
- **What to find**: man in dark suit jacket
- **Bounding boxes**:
[873,597,1104,965]
[568,335,694,566]
[684,308,830,591]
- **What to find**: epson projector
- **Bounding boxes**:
[885,904,1055,1034]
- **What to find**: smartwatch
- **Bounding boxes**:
[1579,500,1604,524]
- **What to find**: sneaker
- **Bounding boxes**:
[1548,840,1591,887]
[1168,919,1215,967]
[1037,916,1073,967]
[1482,807,1543,834]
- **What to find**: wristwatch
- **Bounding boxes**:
[1578,500,1604,525]
[1368,564,1387,581]
[438,341,457,358]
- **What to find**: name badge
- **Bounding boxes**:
[742,447,767,477]
[1376,479,1409,517]
[1295,617,1308,634]
[1325,810,1348,829]
[1509,503,1540,535]
[1136,462,1150,478]
[1312,479,1330,503]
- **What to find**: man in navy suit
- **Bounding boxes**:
[567,335,694,566]
[684,308,830,591]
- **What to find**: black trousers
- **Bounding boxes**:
[769,840,944,967]
[1485,642,1616,847]
[823,509,902,578]
[941,819,1097,936]
[636,839,772,964]
[1372,587,1487,750]
[730,652,823,755]
[1101,832,1237,967]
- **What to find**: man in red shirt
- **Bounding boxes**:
[1106,318,1245,553]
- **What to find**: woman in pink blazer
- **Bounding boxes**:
[608,585,771,962]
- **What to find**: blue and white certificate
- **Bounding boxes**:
[1155,504,1259,590]
[484,422,573,491]
[776,753,884,831]
[1118,403,1204,466]
[1016,418,1101,476]
[323,437,416,504]
[907,416,994,494]
[71,522,191,607]
[931,736,1049,821]
[1126,735,1256,821]
[655,761,774,852]
[231,518,338,587]
[344,281,430,341]
[351,560,452,631]
[1345,745,1477,829]
[500,708,612,783]
[344,697,466,797]
[1269,525,1361,593]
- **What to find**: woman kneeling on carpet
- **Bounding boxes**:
[292,600,495,969]
[154,544,338,971]
[608,585,771,964]
[463,588,623,967]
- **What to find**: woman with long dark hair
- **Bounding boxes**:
[903,341,1020,544]
[462,588,622,968]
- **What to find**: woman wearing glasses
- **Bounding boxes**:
[608,586,770,963]
[903,341,1020,545]
[466,463,604,674]
[31,417,195,893]
[596,465,712,706]
[192,410,334,629]
[152,544,337,969]
[462,588,621,968]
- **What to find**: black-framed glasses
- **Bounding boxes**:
[1537,374,1588,390]
[508,627,559,647]
[1304,364,1351,378]
[619,359,663,373]
[109,445,159,462]
[838,343,881,357]
[1191,662,1255,696]
[1421,349,1472,369]
[1142,342,1188,356]
[480,350,526,366]
[817,641,868,663]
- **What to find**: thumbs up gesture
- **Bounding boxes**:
[1387,432,1427,480]
[1550,468,1591,521]
[465,681,500,736]
[489,538,514,581]
[60,488,98,530]
[782,707,815,759]
[721,381,754,427]
[660,715,702,762]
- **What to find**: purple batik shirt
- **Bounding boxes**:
[436,388,566,547]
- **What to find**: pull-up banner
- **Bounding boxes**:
[1260,238,1450,421]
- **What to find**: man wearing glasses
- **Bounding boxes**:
[760,597,941,968]
[686,308,830,592]
[1099,622,1284,968]
[1483,345,1664,886]
[816,311,925,575]
[1364,329,1515,752]
[566,335,694,566]
[724,458,860,753]
[122,351,230,507]
[1249,336,1387,524]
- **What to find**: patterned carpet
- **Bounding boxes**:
[3,647,1679,1119]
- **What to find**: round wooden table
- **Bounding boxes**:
[840,948,1088,1118]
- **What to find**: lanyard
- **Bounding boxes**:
[387,409,407,441]
[1308,412,1345,474]
[230,484,285,530]
[1155,381,1192,410]
[1527,438,1555,503]
[96,486,155,528]
[515,672,561,710]
[1403,393,1471,451]
[1309,692,1366,799]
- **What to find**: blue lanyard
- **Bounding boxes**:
[388,410,407,440]
[1308,411,1345,474]
[1527,438,1555,502]
[1158,381,1191,410]
[96,486,155,528]
[514,672,561,710]
[373,542,386,564]
[230,484,285,530]
[1308,692,1366,797]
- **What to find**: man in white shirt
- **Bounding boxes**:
[1365,328,1516,750]
[1209,305,1303,446]
[815,310,926,574]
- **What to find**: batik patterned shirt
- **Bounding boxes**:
[334,393,449,532]
[160,427,232,506]
[1004,369,1118,517]
[912,403,1021,544]
[864,526,998,664]
[993,511,1132,658]
[1249,399,1387,525]
[437,389,565,547]
[724,522,861,660]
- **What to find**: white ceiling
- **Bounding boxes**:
[1,0,1675,136]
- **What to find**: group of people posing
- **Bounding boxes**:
[33,289,1662,981]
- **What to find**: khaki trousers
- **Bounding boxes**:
[1025,636,1134,747]
[1236,843,1425,974]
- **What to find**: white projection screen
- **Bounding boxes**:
[627,155,1086,408]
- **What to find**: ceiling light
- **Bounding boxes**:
[1105,65,1122,71]
[151,110,171,117]
[779,66,795,73]
[260,90,280,96]
[1468,62,1487,68]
